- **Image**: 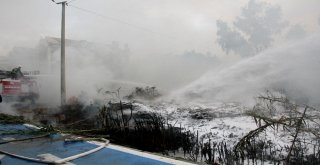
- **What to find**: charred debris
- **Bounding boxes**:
[1,88,320,165]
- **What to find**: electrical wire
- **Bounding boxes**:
[68,4,175,40]
[55,2,216,54]
[68,0,80,4]
[68,4,216,54]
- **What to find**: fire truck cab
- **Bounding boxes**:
[0,68,39,103]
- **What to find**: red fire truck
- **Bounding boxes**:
[0,68,39,103]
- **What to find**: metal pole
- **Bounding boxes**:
[60,1,66,106]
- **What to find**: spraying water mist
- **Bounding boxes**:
[175,33,320,105]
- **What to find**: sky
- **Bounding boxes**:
[0,0,320,58]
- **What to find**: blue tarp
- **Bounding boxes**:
[0,125,172,165]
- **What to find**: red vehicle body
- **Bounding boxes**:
[0,76,39,103]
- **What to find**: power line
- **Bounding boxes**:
[62,3,216,54]
[68,4,175,40]
[48,0,216,54]
[68,0,78,4]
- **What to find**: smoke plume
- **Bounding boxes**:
[176,33,320,106]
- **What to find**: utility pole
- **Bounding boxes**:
[55,1,67,106]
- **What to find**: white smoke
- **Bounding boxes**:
[175,33,320,105]
[0,102,17,115]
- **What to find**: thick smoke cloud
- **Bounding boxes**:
[285,24,307,41]
[1,0,320,107]
[1,37,218,105]
[1,0,319,59]
[216,0,287,57]
[177,34,320,105]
